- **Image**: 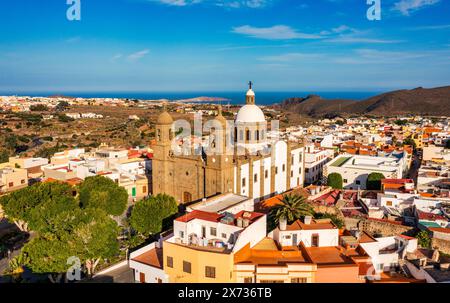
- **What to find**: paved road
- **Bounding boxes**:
[83,264,135,283]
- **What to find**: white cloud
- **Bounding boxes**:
[408,24,450,30]
[152,0,270,8]
[232,25,323,40]
[393,0,440,16]
[258,52,323,62]
[127,49,150,61]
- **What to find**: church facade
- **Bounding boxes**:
[151,84,305,204]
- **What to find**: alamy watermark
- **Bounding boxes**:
[67,0,81,21]
[367,0,382,21]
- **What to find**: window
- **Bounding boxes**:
[21,180,26,184]
[210,227,217,237]
[179,231,184,239]
[242,178,246,187]
[356,180,360,185]
[8,182,13,187]
[377,263,384,271]
[255,130,259,141]
[222,233,227,239]
[290,171,293,178]
[167,257,174,268]
[142,186,147,193]
[291,157,295,165]
[265,170,268,179]
[386,201,393,206]
[205,266,216,278]
[291,278,307,283]
[246,130,251,141]
[299,153,302,163]
[244,277,253,283]
[239,130,244,141]
[275,167,278,174]
[183,261,191,274]
[254,174,258,183]
[343,179,348,183]
[282,164,286,172]
[305,168,309,173]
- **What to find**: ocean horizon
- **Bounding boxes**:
[0,91,381,105]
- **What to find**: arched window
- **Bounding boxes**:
[246,129,251,141]
[255,130,260,141]
[157,129,161,141]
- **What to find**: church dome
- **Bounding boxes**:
[157,109,173,125]
[235,104,266,124]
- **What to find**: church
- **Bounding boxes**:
[151,83,306,204]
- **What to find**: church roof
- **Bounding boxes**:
[236,104,266,123]
[157,110,173,125]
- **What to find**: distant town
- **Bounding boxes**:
[1,85,450,284]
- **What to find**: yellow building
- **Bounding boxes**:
[0,166,28,193]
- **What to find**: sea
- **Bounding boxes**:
[1,91,380,106]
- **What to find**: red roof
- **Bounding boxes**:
[428,227,450,234]
[382,179,414,185]
[175,210,223,223]
[417,210,447,222]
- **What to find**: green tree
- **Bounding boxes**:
[367,172,385,190]
[417,230,431,248]
[24,208,120,278]
[22,236,72,279]
[327,173,343,189]
[78,176,128,216]
[130,194,178,236]
[0,149,9,163]
[29,104,49,111]
[0,181,75,232]
[270,194,314,225]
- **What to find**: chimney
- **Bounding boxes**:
[432,249,440,263]
[304,216,312,225]
[243,218,250,228]
[236,217,243,228]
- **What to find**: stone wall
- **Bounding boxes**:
[357,218,414,237]
[432,238,450,255]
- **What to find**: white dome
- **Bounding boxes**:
[246,89,255,96]
[236,104,266,123]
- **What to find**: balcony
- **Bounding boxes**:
[173,237,233,254]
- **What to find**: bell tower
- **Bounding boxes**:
[246,81,255,105]
[152,103,175,196]
[205,105,234,197]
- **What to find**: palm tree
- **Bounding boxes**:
[270,194,314,225]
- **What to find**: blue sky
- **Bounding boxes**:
[0,0,449,93]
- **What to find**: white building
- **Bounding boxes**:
[304,145,332,185]
[324,154,406,190]
[271,216,339,248]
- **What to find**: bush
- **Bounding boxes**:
[367,173,385,190]
[327,173,343,189]
[417,230,431,248]
[29,104,49,112]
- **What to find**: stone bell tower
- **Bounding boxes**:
[152,103,175,196]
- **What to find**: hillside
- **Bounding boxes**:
[277,86,450,117]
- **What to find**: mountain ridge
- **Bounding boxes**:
[276,86,450,117]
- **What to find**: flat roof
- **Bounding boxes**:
[306,246,356,266]
[236,238,309,265]
[188,193,250,213]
